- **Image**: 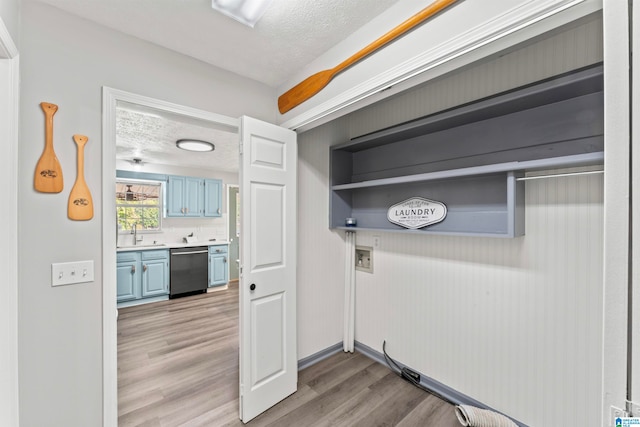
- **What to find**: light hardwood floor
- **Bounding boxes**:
[118,284,461,426]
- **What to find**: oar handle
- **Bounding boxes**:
[336,0,459,72]
[41,102,58,150]
[73,134,88,182]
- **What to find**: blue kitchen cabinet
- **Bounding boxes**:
[117,249,169,306]
[208,245,228,287]
[166,176,202,217]
[116,252,140,302]
[203,179,222,217]
[116,260,139,302]
[141,250,169,297]
[167,176,221,217]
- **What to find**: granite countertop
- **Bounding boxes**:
[117,240,230,252]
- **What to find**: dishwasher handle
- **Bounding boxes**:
[171,250,208,256]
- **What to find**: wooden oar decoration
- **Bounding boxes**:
[278,0,459,114]
[34,102,64,192]
[68,134,94,221]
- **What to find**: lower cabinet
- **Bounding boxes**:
[208,245,228,287]
[117,249,169,304]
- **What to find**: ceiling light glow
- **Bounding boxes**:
[176,139,215,152]
[211,0,274,27]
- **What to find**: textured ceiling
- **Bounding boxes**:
[116,102,239,172]
[33,0,400,88]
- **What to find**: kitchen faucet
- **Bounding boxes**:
[131,223,143,245]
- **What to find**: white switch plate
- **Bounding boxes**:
[51,260,94,287]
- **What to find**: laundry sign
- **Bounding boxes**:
[387,197,447,229]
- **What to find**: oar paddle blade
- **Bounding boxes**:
[68,134,93,220]
[278,69,335,114]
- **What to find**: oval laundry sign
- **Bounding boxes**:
[387,197,447,229]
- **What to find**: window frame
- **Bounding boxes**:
[116,178,163,234]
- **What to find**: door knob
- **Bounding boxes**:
[250,283,256,291]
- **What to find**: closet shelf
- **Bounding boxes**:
[331,152,603,191]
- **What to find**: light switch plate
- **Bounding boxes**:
[51,260,95,286]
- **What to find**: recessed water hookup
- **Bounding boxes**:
[355,246,373,273]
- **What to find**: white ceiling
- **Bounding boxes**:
[37,0,401,171]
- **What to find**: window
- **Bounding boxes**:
[116,180,162,232]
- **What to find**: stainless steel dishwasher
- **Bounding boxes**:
[169,246,208,298]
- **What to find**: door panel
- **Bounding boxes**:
[116,261,138,301]
[141,259,167,297]
[239,116,297,423]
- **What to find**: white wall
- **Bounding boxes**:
[18,2,274,426]
[0,0,19,50]
[297,14,604,426]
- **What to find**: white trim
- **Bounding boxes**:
[631,0,640,411]
[0,54,19,427]
[602,1,631,425]
[280,0,600,131]
[0,16,18,59]
[102,87,239,426]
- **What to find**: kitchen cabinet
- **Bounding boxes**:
[208,244,228,287]
[117,249,169,305]
[166,175,222,218]
[330,65,604,238]
[203,179,222,217]
[166,175,202,217]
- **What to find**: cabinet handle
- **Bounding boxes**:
[181,207,184,214]
[143,264,148,272]
[217,208,220,214]
[131,265,136,273]
[223,257,227,263]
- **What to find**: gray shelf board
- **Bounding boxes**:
[338,64,603,152]
[331,152,603,191]
[332,226,517,239]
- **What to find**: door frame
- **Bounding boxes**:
[227,184,240,281]
[0,16,19,427]
[101,87,239,426]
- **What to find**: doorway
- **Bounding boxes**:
[102,87,241,426]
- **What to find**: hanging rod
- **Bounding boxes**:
[516,169,604,181]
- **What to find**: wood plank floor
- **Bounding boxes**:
[118,283,461,426]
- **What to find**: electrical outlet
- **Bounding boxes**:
[373,235,380,248]
[51,260,94,286]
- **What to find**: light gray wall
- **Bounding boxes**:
[297,14,604,426]
[0,0,19,50]
[18,2,274,426]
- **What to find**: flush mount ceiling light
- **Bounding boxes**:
[211,0,275,27]
[176,139,215,152]
[130,158,144,169]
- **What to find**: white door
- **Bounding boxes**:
[239,116,297,422]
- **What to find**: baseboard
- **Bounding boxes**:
[297,342,343,371]
[354,341,528,427]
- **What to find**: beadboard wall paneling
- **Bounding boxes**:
[296,14,604,427]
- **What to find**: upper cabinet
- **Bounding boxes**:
[203,179,222,217]
[166,175,222,218]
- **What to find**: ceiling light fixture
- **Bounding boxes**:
[211,0,274,27]
[131,158,144,169]
[176,139,215,152]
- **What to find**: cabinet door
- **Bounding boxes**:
[166,176,186,217]
[203,179,222,217]
[141,258,169,297]
[184,177,202,217]
[116,260,139,302]
[209,253,228,286]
